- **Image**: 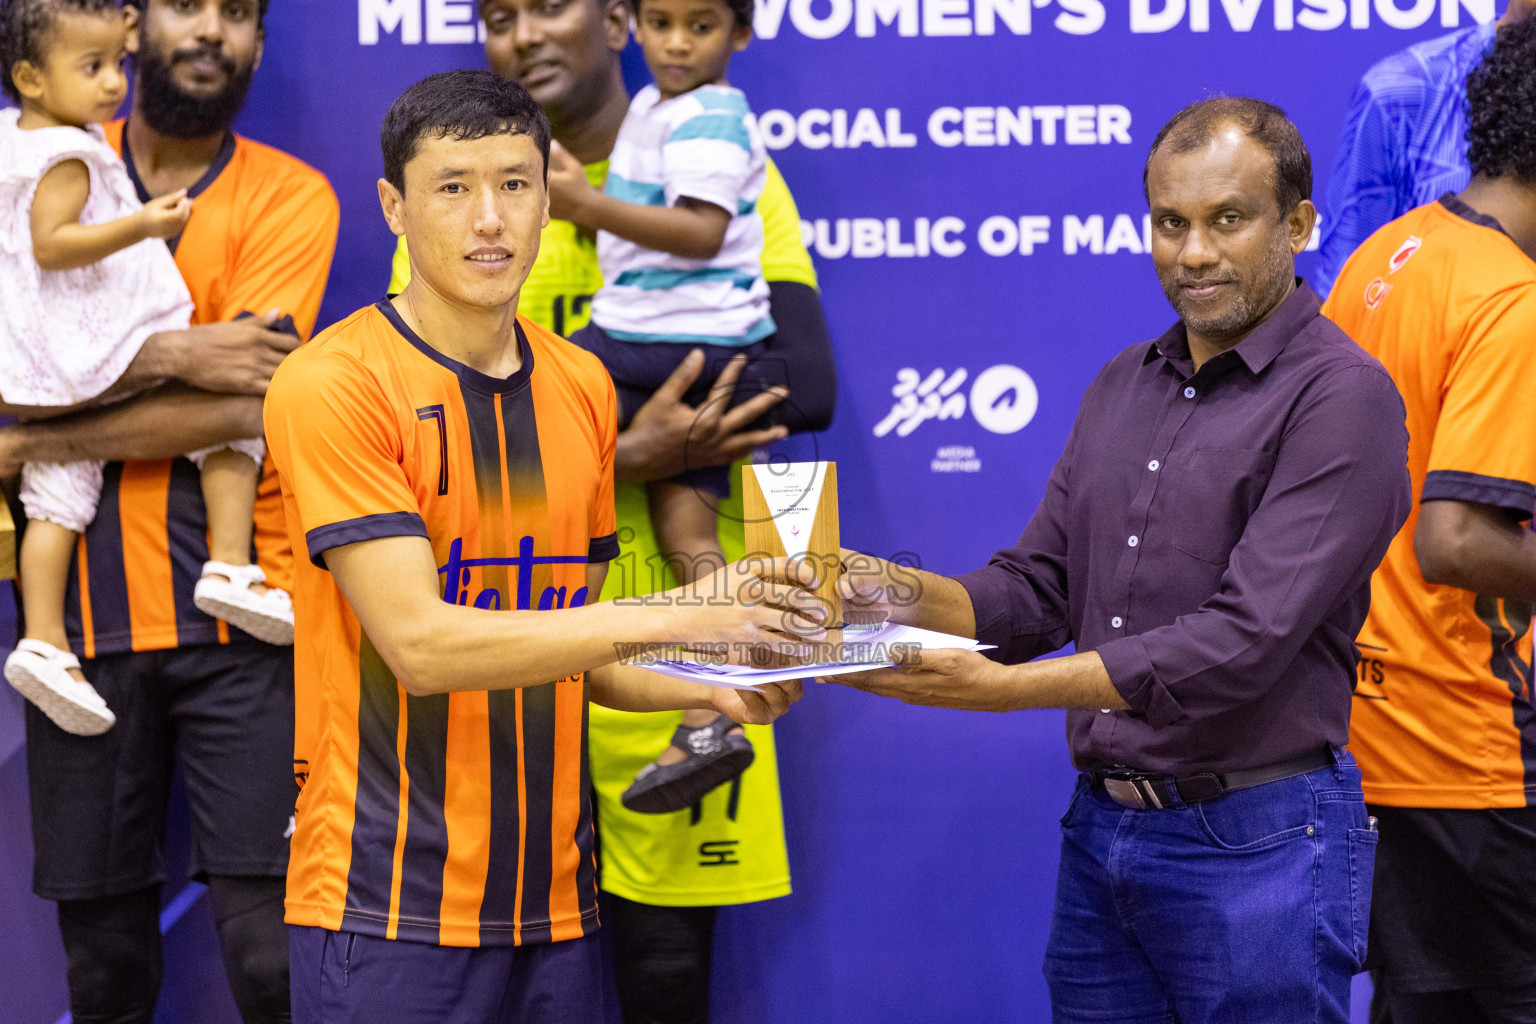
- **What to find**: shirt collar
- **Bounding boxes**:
[1439,192,1511,238]
[1145,278,1320,377]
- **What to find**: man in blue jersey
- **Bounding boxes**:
[1314,0,1533,296]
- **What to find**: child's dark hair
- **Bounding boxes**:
[629,0,755,29]
[381,69,551,193]
[0,0,122,103]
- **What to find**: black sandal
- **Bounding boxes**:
[620,714,756,814]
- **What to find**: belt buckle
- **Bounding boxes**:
[1102,771,1162,810]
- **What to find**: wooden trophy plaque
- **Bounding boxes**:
[741,460,840,631]
[0,494,15,581]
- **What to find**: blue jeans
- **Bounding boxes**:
[1044,752,1378,1023]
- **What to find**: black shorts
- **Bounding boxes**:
[27,641,296,901]
[569,322,782,498]
[1367,803,1536,993]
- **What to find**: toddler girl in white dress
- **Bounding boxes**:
[0,0,292,736]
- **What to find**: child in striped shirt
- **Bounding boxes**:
[547,0,784,813]
[551,0,778,563]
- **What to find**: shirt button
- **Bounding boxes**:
[1100,708,1112,714]
[1127,535,1139,548]
[1183,386,1196,399]
[1148,459,1160,471]
[1111,616,1123,628]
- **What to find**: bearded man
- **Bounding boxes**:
[2,2,339,1023]
[832,98,1412,1023]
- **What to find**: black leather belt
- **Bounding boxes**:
[1091,746,1336,810]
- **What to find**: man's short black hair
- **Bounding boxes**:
[121,0,269,30]
[630,0,755,29]
[380,69,552,193]
[1465,16,1536,183]
[0,0,122,102]
[1143,96,1312,216]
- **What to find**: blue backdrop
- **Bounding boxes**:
[1,0,1505,1020]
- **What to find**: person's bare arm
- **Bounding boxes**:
[0,385,262,480]
[831,648,1127,713]
[30,159,190,272]
[837,548,980,638]
[325,536,825,697]
[547,143,730,259]
[576,559,802,720]
[0,311,301,420]
[0,310,303,476]
[614,351,788,484]
[589,659,802,724]
[567,192,730,260]
[1415,500,1536,603]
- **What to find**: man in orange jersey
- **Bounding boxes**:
[1323,19,1536,1024]
[1,2,339,1023]
[267,70,808,1024]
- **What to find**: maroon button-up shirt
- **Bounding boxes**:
[958,283,1411,775]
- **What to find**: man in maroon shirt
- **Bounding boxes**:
[834,98,1411,1023]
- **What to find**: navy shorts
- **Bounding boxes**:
[26,641,296,900]
[1366,804,1536,994]
[569,322,783,498]
[289,926,608,1024]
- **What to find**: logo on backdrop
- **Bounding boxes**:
[873,365,1038,439]
[931,445,982,473]
[758,104,1132,151]
[357,0,1493,44]
[800,214,1321,259]
[750,0,1492,40]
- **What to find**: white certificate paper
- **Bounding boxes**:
[631,622,995,690]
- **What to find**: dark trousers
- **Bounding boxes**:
[58,876,290,1024]
[607,894,716,1024]
[29,643,296,1024]
[1374,972,1536,1024]
[1365,803,1536,1024]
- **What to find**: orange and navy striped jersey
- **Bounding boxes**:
[1324,195,1536,809]
[265,300,619,947]
[63,121,339,657]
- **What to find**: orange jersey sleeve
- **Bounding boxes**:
[264,340,426,567]
[1422,287,1536,516]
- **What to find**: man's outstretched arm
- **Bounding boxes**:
[833,648,1126,714]
[325,533,821,700]
[589,659,802,725]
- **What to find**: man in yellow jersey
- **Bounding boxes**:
[1323,21,1536,1024]
[387,1,836,1019]
[271,70,812,1024]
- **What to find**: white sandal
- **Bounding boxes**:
[5,638,115,736]
[193,561,295,646]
